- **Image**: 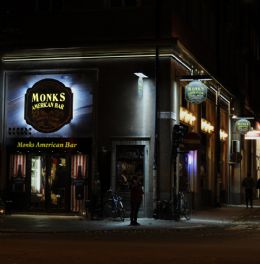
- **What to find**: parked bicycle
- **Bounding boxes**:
[174,191,192,221]
[153,200,173,220]
[153,191,191,221]
[103,189,125,221]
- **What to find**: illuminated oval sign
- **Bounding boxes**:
[235,119,251,134]
[185,80,208,104]
[25,79,73,133]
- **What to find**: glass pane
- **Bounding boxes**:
[31,156,45,208]
[116,145,144,213]
[49,157,67,209]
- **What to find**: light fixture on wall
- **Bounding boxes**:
[134,72,148,78]
[134,72,148,97]
[220,129,228,141]
[180,107,196,126]
[232,116,254,119]
[201,118,214,134]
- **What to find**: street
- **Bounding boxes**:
[1,207,260,263]
[1,223,260,264]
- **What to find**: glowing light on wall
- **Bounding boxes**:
[201,118,214,134]
[180,108,227,140]
[220,129,228,141]
[5,71,94,138]
[134,72,148,97]
[180,107,196,126]
[188,152,193,165]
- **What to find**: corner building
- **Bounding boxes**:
[0,46,231,216]
[1,0,255,215]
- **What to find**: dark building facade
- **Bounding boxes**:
[0,0,259,215]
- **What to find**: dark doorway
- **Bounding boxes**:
[115,145,145,215]
[30,154,70,211]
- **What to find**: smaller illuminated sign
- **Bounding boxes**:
[9,138,91,153]
[185,80,208,104]
[25,79,73,133]
[245,130,260,140]
[16,141,77,149]
[235,119,251,134]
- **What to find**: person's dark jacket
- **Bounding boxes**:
[130,182,143,203]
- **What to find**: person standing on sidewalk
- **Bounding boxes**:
[242,174,255,208]
[129,175,143,226]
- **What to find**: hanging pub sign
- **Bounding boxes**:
[185,80,208,104]
[25,79,73,133]
[235,119,251,134]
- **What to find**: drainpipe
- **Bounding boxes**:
[227,101,231,204]
[154,0,161,202]
[215,87,221,207]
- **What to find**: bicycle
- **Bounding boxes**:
[103,189,125,221]
[153,200,173,220]
[174,191,192,221]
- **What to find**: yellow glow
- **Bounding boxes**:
[180,107,196,126]
[220,129,228,141]
[201,118,214,134]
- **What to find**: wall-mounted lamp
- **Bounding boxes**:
[134,72,148,78]
[220,129,228,141]
[232,116,254,120]
[134,72,148,97]
[201,118,214,134]
[180,107,196,126]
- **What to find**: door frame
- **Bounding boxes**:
[111,138,151,217]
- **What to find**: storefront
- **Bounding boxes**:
[0,46,232,215]
[2,68,96,213]
[178,79,230,208]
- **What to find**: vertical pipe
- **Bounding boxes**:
[154,47,160,201]
[215,87,221,206]
[154,0,161,201]
[227,102,231,203]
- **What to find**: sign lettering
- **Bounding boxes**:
[25,79,73,133]
[185,80,208,104]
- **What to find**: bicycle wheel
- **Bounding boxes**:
[183,200,191,220]
[118,202,125,221]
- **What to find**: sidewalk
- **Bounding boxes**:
[1,205,260,233]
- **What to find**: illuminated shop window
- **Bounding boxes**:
[31,156,42,194]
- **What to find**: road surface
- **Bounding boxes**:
[1,224,259,264]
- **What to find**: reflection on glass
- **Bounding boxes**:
[31,157,41,192]
[50,157,67,209]
[31,156,45,208]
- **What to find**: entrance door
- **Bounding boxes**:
[30,154,70,211]
[115,145,145,215]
